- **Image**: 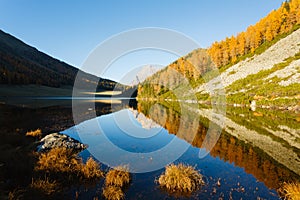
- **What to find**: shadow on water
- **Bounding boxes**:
[0,97,136,199]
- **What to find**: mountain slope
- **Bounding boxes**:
[137,1,300,109]
[137,48,215,99]
[0,29,116,90]
[138,29,300,108]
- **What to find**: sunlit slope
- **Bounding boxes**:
[137,1,300,109]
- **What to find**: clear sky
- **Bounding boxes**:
[0,0,284,83]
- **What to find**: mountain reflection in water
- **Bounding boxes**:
[136,101,300,190]
[2,97,298,199]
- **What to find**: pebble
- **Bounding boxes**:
[217,178,221,187]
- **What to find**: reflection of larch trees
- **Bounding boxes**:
[195,131,296,190]
[137,102,298,190]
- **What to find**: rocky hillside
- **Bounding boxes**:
[193,28,300,109]
[195,28,300,91]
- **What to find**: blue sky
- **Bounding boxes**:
[0,0,284,83]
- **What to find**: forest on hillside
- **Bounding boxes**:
[0,30,119,90]
[208,0,300,67]
[138,0,300,100]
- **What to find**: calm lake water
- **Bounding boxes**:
[1,98,299,199]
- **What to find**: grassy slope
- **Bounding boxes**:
[226,52,300,107]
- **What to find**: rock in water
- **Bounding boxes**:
[39,133,87,151]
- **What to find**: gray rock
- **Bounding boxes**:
[38,133,87,152]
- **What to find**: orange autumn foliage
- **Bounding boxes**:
[208,0,300,68]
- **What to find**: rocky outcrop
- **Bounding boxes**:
[194,29,300,94]
[39,133,87,151]
[266,59,300,86]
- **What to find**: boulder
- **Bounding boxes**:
[38,133,87,151]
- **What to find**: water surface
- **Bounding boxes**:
[61,100,300,199]
[1,98,299,199]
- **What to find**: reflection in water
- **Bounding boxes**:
[0,98,135,135]
[62,100,288,199]
[129,108,161,129]
[64,109,192,173]
[0,99,137,200]
[137,101,300,190]
[5,97,298,199]
[89,99,122,104]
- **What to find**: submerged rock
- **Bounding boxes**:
[38,133,87,151]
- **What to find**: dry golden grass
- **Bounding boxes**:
[282,182,300,200]
[105,166,130,188]
[80,157,104,179]
[158,163,204,193]
[35,147,78,173]
[26,129,42,138]
[102,185,124,200]
[35,147,103,180]
[30,177,58,195]
[8,188,25,200]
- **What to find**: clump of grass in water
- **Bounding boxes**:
[102,166,130,200]
[105,166,130,187]
[102,185,124,200]
[158,163,204,193]
[80,157,104,179]
[281,182,300,200]
[26,129,42,138]
[35,147,103,180]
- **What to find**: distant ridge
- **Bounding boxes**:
[0,29,117,90]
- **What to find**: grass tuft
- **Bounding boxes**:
[8,188,26,200]
[35,147,103,180]
[35,147,79,173]
[26,129,42,138]
[102,185,124,200]
[158,163,204,193]
[282,182,300,200]
[102,166,130,200]
[30,177,58,195]
[80,157,104,179]
[105,166,130,188]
